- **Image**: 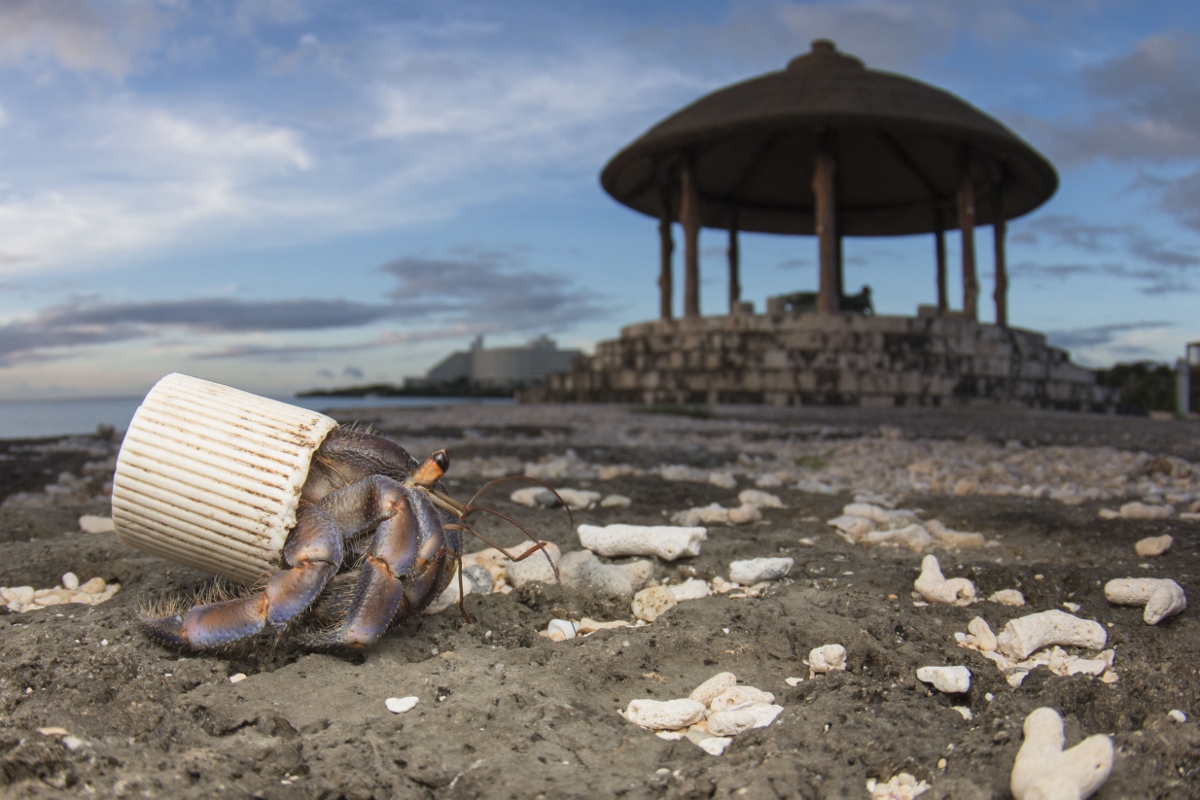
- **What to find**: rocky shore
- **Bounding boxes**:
[0,404,1196,798]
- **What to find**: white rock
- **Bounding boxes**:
[559,551,643,597]
[808,644,847,675]
[229,673,247,684]
[844,503,916,527]
[865,523,932,552]
[708,686,775,711]
[624,698,706,731]
[696,736,732,756]
[916,665,971,694]
[1119,501,1174,520]
[1168,709,1187,723]
[913,555,976,606]
[60,572,80,591]
[867,772,931,800]
[996,610,1107,660]
[705,703,784,736]
[1134,535,1173,557]
[1104,578,1187,624]
[631,586,677,623]
[827,515,876,538]
[953,706,973,721]
[510,487,555,508]
[554,488,602,510]
[600,494,632,508]
[738,489,783,509]
[708,471,737,489]
[989,589,1026,606]
[726,504,763,525]
[925,519,986,548]
[80,577,107,595]
[728,558,793,584]
[1097,508,1120,520]
[578,524,706,561]
[505,542,562,588]
[668,579,710,602]
[385,696,419,714]
[689,672,737,705]
[78,515,114,534]
[661,465,708,482]
[1010,707,1112,800]
[546,619,578,642]
[672,503,729,526]
[966,617,997,651]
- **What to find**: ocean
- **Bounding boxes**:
[0,394,513,440]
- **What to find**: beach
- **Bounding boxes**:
[0,403,1197,798]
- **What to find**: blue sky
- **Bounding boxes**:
[0,0,1197,400]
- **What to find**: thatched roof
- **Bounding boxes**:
[601,40,1057,236]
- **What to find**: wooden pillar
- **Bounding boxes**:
[813,142,839,313]
[727,208,740,313]
[957,173,978,321]
[992,184,1008,328]
[935,212,948,313]
[680,160,701,318]
[657,180,674,321]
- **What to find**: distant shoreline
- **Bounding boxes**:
[297,382,514,399]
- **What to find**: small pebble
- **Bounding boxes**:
[385,696,419,714]
[631,586,677,623]
[1168,709,1187,723]
[728,557,793,584]
[1135,535,1173,557]
[229,673,247,684]
[61,572,80,591]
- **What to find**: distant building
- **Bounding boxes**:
[420,335,582,387]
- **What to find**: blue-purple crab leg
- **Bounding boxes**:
[301,485,455,650]
[140,477,407,649]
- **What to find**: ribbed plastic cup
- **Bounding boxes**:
[111,373,339,584]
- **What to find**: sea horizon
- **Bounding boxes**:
[0,394,514,441]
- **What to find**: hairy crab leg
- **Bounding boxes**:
[141,476,413,649]
[302,486,453,650]
[140,504,345,649]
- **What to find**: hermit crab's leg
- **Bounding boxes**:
[141,504,346,649]
[301,487,451,650]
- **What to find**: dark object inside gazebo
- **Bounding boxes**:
[600,39,1058,325]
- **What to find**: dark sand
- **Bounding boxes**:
[0,406,1196,799]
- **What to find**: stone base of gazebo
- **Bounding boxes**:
[523,313,1116,410]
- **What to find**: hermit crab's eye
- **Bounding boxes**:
[433,450,449,473]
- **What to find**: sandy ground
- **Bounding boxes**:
[0,404,1197,799]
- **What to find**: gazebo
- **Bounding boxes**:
[600,39,1058,325]
[528,41,1115,410]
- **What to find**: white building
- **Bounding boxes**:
[423,335,582,387]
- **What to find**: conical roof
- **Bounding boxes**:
[601,40,1057,236]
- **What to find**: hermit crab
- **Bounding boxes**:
[112,374,556,651]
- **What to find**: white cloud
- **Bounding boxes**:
[0,105,313,274]
[0,0,170,77]
[370,47,702,169]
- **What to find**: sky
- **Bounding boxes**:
[0,0,1197,401]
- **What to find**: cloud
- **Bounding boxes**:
[380,248,610,332]
[368,39,701,177]
[1027,33,1200,166]
[0,105,313,275]
[0,0,170,77]
[0,248,606,365]
[1008,214,1199,294]
[1046,321,1177,365]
